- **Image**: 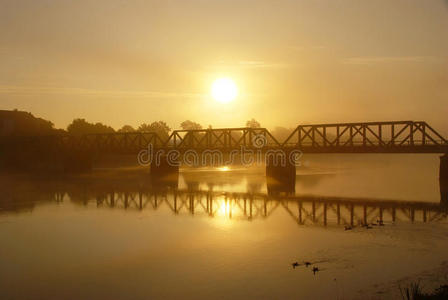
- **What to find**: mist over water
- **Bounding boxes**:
[175,154,441,202]
[1,154,447,299]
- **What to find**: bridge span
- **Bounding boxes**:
[69,121,447,153]
[1,120,448,177]
[5,120,446,154]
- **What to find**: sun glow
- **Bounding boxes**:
[211,78,237,103]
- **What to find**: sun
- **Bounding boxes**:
[211,78,238,103]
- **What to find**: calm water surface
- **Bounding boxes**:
[1,154,448,299]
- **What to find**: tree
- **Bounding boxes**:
[180,120,202,130]
[271,126,292,141]
[67,118,115,135]
[67,118,94,135]
[246,118,261,128]
[138,121,171,139]
[93,122,115,133]
[0,110,57,136]
[118,125,135,133]
[137,123,151,132]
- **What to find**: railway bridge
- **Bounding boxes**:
[54,120,447,153]
[1,121,448,187]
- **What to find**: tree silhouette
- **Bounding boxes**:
[67,118,115,135]
[180,120,202,130]
[118,125,135,133]
[0,110,57,136]
[271,126,291,141]
[246,118,261,128]
[138,121,171,139]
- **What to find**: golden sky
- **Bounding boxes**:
[0,0,447,132]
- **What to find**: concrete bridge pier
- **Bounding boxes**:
[440,154,448,181]
[266,154,296,195]
[440,154,448,206]
[150,155,179,188]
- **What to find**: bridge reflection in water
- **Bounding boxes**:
[2,172,447,226]
[61,188,447,227]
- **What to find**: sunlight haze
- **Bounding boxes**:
[0,0,447,132]
[1,2,448,299]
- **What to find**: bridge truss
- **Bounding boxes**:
[2,121,447,154]
[282,121,448,153]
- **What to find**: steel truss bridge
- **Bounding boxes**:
[53,189,447,227]
[6,121,448,154]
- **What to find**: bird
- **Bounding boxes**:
[292,262,300,268]
[304,261,312,267]
[364,224,373,229]
[312,267,319,275]
[344,225,352,231]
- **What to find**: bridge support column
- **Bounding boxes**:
[440,154,448,181]
[440,154,448,206]
[150,155,179,188]
[266,153,296,195]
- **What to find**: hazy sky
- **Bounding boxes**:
[1,0,447,132]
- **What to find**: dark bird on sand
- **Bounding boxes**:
[363,224,373,229]
[292,262,299,268]
[312,267,319,275]
[304,261,312,267]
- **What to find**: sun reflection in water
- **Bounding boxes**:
[216,199,230,217]
[211,197,235,229]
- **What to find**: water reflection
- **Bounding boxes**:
[1,177,447,227]
[1,156,447,300]
[65,190,448,226]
